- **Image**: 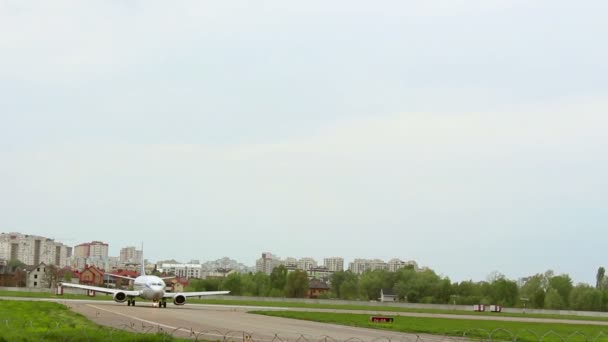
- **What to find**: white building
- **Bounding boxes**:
[0,232,71,267]
[256,252,282,275]
[324,257,344,272]
[158,263,203,279]
[297,257,318,271]
[348,258,388,274]
[387,258,418,272]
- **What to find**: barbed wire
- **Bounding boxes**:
[2,319,608,342]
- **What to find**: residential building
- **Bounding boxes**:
[74,241,109,259]
[297,257,317,270]
[348,258,388,274]
[119,246,142,263]
[26,262,48,288]
[307,279,330,299]
[158,263,203,279]
[387,258,418,272]
[323,257,344,272]
[307,266,333,281]
[79,265,104,286]
[255,252,281,275]
[0,232,70,267]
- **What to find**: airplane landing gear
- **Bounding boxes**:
[127,299,135,306]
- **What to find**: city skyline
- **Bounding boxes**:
[1,1,606,287]
[0,231,601,287]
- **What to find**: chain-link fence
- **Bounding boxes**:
[2,319,608,342]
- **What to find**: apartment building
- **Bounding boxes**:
[255,252,282,275]
[158,263,203,279]
[120,246,143,263]
[73,241,109,258]
[0,232,71,267]
[323,257,344,272]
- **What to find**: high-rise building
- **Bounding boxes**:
[323,257,344,272]
[255,252,281,275]
[296,257,317,271]
[0,232,70,267]
[120,246,142,263]
[74,241,109,258]
[348,258,388,274]
[387,258,418,272]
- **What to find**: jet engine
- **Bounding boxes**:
[113,292,128,303]
[173,294,186,305]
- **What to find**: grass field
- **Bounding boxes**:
[0,300,187,341]
[190,298,608,322]
[251,310,608,342]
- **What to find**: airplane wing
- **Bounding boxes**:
[162,290,230,299]
[107,274,135,281]
[60,282,140,297]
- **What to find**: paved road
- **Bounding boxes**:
[65,300,431,341]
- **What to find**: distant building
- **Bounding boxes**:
[158,263,203,279]
[387,258,418,272]
[26,262,48,288]
[74,241,109,259]
[307,266,334,281]
[255,252,281,275]
[0,232,70,267]
[308,279,330,299]
[348,259,388,274]
[79,265,104,286]
[380,288,397,302]
[323,257,344,272]
[119,246,142,263]
[297,257,317,270]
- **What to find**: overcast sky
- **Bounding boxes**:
[1,1,607,285]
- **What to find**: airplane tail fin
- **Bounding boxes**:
[139,243,146,276]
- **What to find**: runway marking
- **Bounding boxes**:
[86,304,226,339]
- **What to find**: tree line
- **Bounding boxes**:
[186,265,608,312]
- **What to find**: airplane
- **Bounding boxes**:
[58,251,229,308]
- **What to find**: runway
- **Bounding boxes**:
[65,300,431,341]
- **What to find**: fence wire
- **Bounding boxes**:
[2,319,608,342]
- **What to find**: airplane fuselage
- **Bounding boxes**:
[132,275,166,301]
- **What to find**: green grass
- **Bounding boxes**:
[189,298,608,322]
[0,300,188,341]
[251,311,608,342]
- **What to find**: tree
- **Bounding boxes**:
[7,259,26,273]
[597,267,605,290]
[548,274,573,307]
[544,288,564,309]
[520,274,546,308]
[339,278,359,300]
[331,271,357,299]
[569,284,603,311]
[270,265,287,293]
[284,270,308,298]
[222,273,242,295]
[253,272,271,297]
[43,265,59,288]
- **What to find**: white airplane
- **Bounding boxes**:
[59,252,229,308]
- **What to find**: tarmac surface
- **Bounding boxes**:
[65,300,432,341]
